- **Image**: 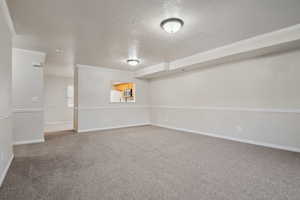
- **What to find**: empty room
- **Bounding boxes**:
[1,0,300,199]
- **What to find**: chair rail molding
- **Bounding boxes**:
[0,115,10,120]
[151,105,300,114]
[13,108,44,113]
[78,105,150,110]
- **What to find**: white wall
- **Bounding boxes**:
[75,65,150,132]
[0,1,13,186]
[150,49,300,151]
[44,75,73,132]
[110,90,122,103]
[12,48,46,144]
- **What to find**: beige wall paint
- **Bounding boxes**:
[76,65,150,132]
[12,48,45,144]
[150,49,300,151]
[0,2,13,185]
[44,75,74,132]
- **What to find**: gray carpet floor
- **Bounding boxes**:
[1,125,300,200]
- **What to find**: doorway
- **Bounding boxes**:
[44,75,74,133]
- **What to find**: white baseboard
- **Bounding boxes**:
[151,105,300,114]
[14,138,45,146]
[77,123,151,133]
[0,154,14,187]
[153,123,300,153]
[11,121,300,152]
[44,121,73,133]
[45,121,73,125]
[45,129,74,134]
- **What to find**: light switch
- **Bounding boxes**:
[32,96,39,102]
[236,125,243,132]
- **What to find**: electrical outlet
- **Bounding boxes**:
[164,114,169,122]
[236,125,243,132]
[31,96,39,102]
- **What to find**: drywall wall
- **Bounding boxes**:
[75,65,150,132]
[74,67,79,131]
[12,48,46,144]
[150,49,300,151]
[0,1,13,186]
[44,75,73,132]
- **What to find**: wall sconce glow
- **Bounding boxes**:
[160,18,184,33]
[127,59,140,66]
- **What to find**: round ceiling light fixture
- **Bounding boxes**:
[126,59,140,66]
[160,18,184,33]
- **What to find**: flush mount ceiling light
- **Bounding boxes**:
[160,18,184,33]
[126,59,140,66]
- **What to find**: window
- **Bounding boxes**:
[67,85,74,108]
[110,82,135,103]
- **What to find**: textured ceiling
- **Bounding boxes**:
[7,0,300,75]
